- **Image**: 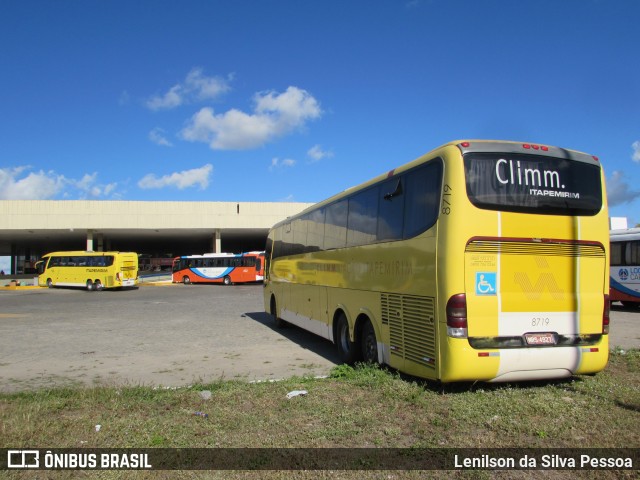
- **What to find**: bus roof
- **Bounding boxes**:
[271,139,600,231]
[179,251,265,259]
[455,139,599,165]
[610,228,640,241]
[42,251,137,257]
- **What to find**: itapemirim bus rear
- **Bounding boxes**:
[263,140,610,382]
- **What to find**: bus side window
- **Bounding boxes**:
[325,199,348,250]
[281,221,293,256]
[347,186,379,247]
[627,241,640,265]
[611,242,624,266]
[292,218,307,255]
[378,178,404,241]
[307,208,325,253]
[403,161,442,238]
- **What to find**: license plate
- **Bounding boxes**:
[525,332,556,346]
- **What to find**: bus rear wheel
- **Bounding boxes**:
[336,314,359,364]
[86,280,94,291]
[223,276,232,286]
[361,321,379,364]
[94,280,103,291]
[270,296,286,328]
[182,276,191,285]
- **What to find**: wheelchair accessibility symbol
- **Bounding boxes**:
[476,272,496,296]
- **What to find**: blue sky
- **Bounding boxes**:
[1,0,639,225]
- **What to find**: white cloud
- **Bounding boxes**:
[0,167,65,199]
[607,170,640,207]
[138,164,213,190]
[149,127,173,147]
[146,68,231,111]
[307,144,334,162]
[0,167,119,199]
[181,86,322,150]
[73,173,118,198]
[269,158,296,171]
[147,85,183,110]
[186,69,232,101]
[632,141,640,163]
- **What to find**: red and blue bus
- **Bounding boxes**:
[172,252,265,285]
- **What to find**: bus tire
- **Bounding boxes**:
[46,278,53,288]
[223,276,232,286]
[86,280,94,291]
[270,296,286,328]
[336,314,359,364]
[94,280,103,291]
[361,320,379,364]
[182,276,191,285]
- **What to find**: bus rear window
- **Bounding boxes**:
[464,153,602,215]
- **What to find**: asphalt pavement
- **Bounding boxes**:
[0,283,637,393]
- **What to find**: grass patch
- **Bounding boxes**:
[1,351,638,477]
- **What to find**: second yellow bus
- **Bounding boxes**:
[37,251,139,290]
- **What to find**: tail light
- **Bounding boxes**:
[603,294,610,334]
[116,272,121,281]
[446,294,468,338]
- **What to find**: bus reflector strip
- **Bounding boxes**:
[478,352,500,357]
[581,348,599,353]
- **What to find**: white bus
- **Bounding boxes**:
[610,228,640,307]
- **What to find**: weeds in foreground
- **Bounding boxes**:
[1,350,638,452]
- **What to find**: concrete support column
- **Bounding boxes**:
[97,233,104,252]
[86,230,94,252]
[212,229,222,253]
[10,243,17,275]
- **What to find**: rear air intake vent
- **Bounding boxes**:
[381,293,436,370]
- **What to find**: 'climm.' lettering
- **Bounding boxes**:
[495,158,563,189]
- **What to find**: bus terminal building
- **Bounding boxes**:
[0,200,311,275]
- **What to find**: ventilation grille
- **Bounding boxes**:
[466,240,605,258]
[381,293,436,369]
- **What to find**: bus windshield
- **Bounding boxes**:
[464,152,602,215]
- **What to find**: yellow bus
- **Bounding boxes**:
[263,140,610,382]
[37,251,139,291]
